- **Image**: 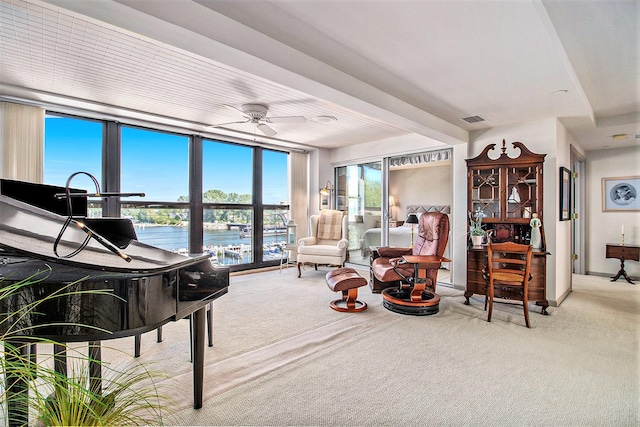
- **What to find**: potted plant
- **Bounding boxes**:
[1,271,166,426]
[469,211,485,246]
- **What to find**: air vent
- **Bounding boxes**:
[462,115,486,124]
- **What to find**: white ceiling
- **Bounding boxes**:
[0,0,638,152]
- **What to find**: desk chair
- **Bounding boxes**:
[486,242,533,328]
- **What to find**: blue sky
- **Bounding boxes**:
[44,116,288,203]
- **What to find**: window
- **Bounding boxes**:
[121,127,189,202]
[44,115,290,271]
[44,114,103,216]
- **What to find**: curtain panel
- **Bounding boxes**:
[1,102,44,182]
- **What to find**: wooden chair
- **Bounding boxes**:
[486,242,533,328]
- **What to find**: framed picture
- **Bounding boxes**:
[559,167,571,221]
[602,176,640,211]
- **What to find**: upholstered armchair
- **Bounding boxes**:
[297,210,349,277]
[370,212,449,293]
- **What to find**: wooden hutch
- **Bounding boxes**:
[465,140,549,314]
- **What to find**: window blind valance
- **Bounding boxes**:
[389,149,451,167]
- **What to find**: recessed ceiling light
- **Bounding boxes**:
[612,134,628,141]
[552,89,569,95]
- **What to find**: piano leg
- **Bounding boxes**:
[192,306,206,409]
[207,302,214,347]
[134,335,141,358]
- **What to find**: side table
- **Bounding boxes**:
[280,244,298,272]
[606,243,639,284]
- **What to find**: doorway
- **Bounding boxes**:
[335,162,382,266]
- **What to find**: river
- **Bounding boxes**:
[133,225,287,264]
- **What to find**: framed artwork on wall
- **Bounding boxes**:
[559,167,571,221]
[602,176,640,211]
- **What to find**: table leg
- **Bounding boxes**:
[611,259,635,284]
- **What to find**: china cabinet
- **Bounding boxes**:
[465,140,549,313]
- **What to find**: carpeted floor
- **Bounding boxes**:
[96,267,638,426]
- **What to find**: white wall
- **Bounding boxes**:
[389,162,451,219]
[586,146,640,278]
[330,133,451,166]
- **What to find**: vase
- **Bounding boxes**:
[471,235,483,246]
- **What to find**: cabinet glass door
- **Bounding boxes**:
[506,166,538,219]
[471,167,501,218]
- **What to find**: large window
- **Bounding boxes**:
[44,114,103,216]
[44,115,290,272]
[121,127,189,202]
[262,149,289,262]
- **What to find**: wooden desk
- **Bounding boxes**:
[606,243,639,284]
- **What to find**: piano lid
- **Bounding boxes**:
[0,195,210,274]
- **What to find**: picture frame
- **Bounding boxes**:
[559,167,571,221]
[602,176,640,211]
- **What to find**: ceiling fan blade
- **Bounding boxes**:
[223,104,247,115]
[257,123,277,136]
[207,118,250,128]
[267,116,307,124]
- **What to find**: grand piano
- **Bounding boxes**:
[0,179,230,426]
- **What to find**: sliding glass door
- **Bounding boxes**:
[335,162,382,266]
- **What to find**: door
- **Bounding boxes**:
[335,162,382,266]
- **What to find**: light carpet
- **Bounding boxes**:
[96,267,638,426]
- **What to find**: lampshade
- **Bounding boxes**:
[389,195,396,207]
[405,213,419,224]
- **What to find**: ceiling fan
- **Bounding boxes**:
[209,103,307,137]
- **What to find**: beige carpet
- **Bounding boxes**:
[94,267,638,426]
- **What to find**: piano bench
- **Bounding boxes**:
[326,268,368,312]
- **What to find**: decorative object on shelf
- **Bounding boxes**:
[319,180,333,210]
[559,167,572,220]
[621,224,625,246]
[529,213,542,250]
[469,210,484,246]
[509,185,521,203]
[602,176,639,211]
[405,213,419,247]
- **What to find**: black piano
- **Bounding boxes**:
[0,179,229,425]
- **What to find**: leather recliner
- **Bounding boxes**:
[370,212,449,292]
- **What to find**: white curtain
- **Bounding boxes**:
[289,151,308,239]
[1,102,44,182]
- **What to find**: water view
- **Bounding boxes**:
[134,225,288,265]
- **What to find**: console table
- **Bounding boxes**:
[606,243,639,284]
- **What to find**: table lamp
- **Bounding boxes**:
[405,213,419,246]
